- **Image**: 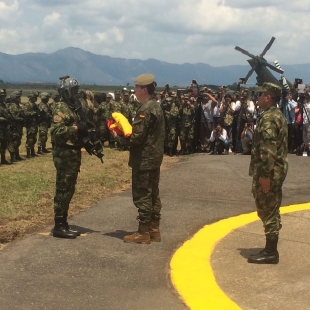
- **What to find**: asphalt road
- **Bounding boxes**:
[0,153,309,310]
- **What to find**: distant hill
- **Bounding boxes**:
[0,47,309,86]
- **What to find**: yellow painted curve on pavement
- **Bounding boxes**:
[170,202,310,310]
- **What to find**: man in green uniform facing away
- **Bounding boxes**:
[248,83,288,264]
[113,74,165,244]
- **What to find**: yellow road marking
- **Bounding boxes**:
[170,202,310,310]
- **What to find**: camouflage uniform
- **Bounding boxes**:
[115,94,165,223]
[0,89,11,165]
[109,91,123,148]
[97,95,111,143]
[23,91,39,157]
[51,100,82,217]
[37,92,52,153]
[249,86,288,237]
[179,96,195,154]
[163,97,179,155]
[48,92,61,113]
[7,91,25,161]
[128,97,140,124]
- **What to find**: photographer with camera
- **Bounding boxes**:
[220,94,235,151]
[209,122,229,155]
[279,90,297,153]
[241,118,255,155]
[301,92,310,154]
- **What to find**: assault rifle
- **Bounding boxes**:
[75,99,104,163]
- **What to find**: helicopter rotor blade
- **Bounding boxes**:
[260,37,275,57]
[244,65,257,84]
[265,62,284,74]
[235,46,256,59]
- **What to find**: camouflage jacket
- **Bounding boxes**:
[109,100,123,118]
[249,105,288,181]
[164,102,179,129]
[179,103,195,128]
[128,101,140,123]
[37,101,52,126]
[97,101,110,124]
[116,98,165,170]
[0,102,9,128]
[50,101,81,147]
[23,100,39,126]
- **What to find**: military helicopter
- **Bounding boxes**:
[235,37,284,86]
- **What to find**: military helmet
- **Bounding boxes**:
[0,89,6,96]
[9,90,22,100]
[58,76,79,99]
[40,92,51,100]
[28,91,39,98]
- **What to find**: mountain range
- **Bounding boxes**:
[0,47,309,87]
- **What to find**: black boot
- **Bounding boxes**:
[31,147,39,157]
[1,153,12,165]
[63,213,81,236]
[247,235,279,264]
[37,147,44,155]
[52,216,78,239]
[15,148,24,161]
[26,148,31,158]
[10,152,17,163]
[42,143,51,153]
[168,147,173,157]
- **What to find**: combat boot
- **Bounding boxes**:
[9,152,17,163]
[31,147,39,157]
[124,221,151,244]
[168,147,173,157]
[15,148,24,161]
[247,235,279,264]
[26,148,31,158]
[52,216,78,239]
[42,143,51,153]
[63,213,81,236]
[150,219,161,242]
[1,152,12,165]
[37,147,44,155]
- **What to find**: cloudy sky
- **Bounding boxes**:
[0,0,308,67]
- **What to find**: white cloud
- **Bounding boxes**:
[43,12,61,26]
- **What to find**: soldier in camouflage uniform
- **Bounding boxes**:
[50,77,87,239]
[128,93,140,124]
[7,90,25,162]
[109,90,123,149]
[113,74,165,244]
[248,83,288,264]
[97,93,111,144]
[162,96,179,156]
[179,94,195,154]
[37,92,52,154]
[23,91,40,158]
[0,89,12,165]
[49,92,61,113]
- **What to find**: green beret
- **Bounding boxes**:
[255,82,282,97]
[134,73,155,86]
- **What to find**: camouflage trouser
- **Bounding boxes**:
[132,168,162,223]
[252,178,283,236]
[53,147,81,217]
[166,127,177,148]
[180,126,194,147]
[38,123,49,148]
[99,124,108,143]
[0,127,8,152]
[25,124,38,150]
[8,129,22,152]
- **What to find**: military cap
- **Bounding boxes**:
[114,90,121,95]
[134,73,155,86]
[40,92,51,99]
[255,82,282,97]
[106,93,112,98]
[123,91,129,96]
[28,91,39,97]
[0,89,6,96]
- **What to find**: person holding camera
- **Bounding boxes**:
[209,123,229,155]
[301,93,310,152]
[220,94,235,151]
[279,91,296,153]
[241,118,255,155]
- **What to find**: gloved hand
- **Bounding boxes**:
[77,122,88,136]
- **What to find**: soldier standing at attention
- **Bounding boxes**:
[248,83,288,264]
[0,89,12,165]
[97,93,111,144]
[51,77,88,239]
[23,91,40,158]
[112,74,165,244]
[37,92,52,154]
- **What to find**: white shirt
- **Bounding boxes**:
[233,100,255,114]
[210,128,227,143]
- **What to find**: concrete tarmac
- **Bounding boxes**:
[0,153,309,310]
